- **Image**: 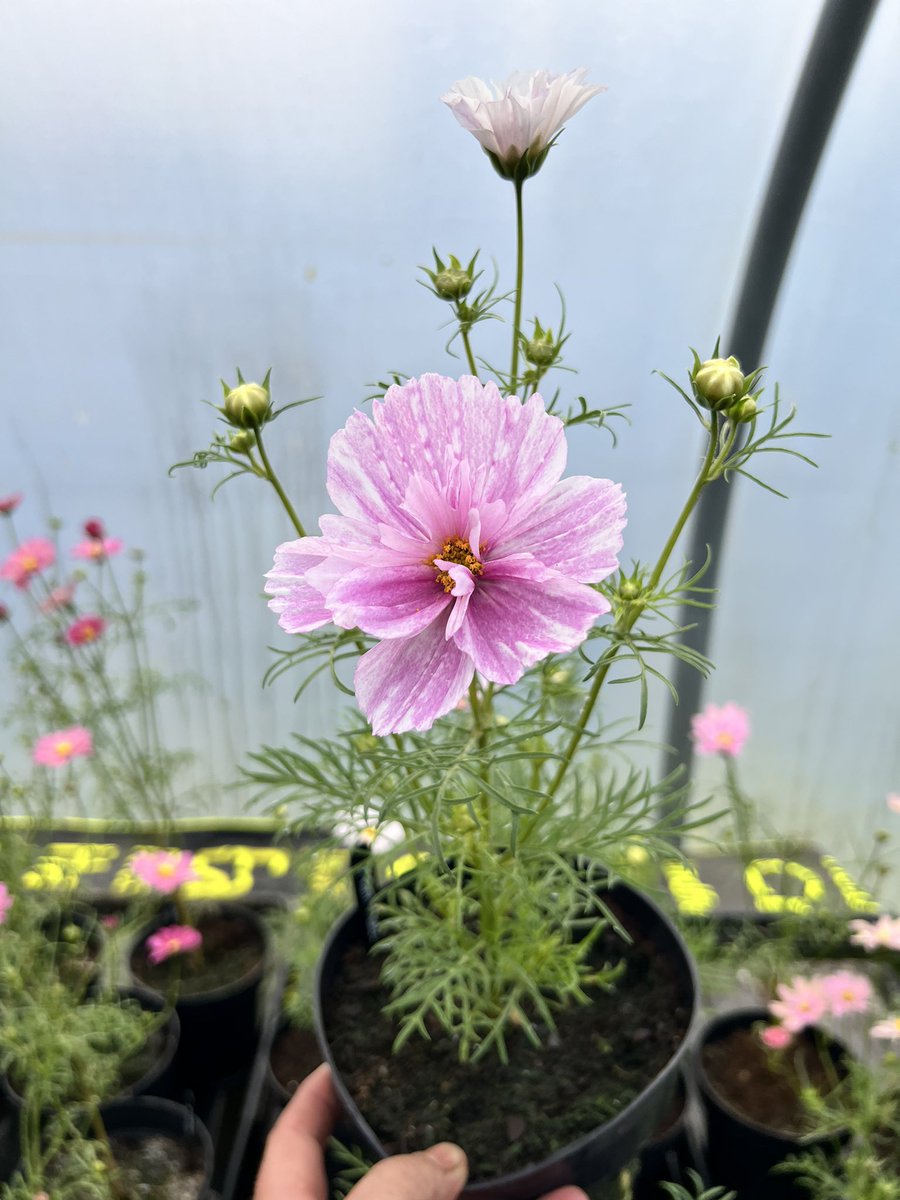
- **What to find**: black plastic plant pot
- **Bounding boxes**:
[314,880,699,1200]
[696,1007,848,1200]
[129,902,269,1085]
[266,1014,324,1112]
[99,1096,214,1200]
[0,985,180,1111]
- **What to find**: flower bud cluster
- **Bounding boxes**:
[691,354,761,422]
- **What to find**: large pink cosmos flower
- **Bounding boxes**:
[769,975,827,1033]
[65,615,106,646]
[266,374,626,735]
[72,537,123,561]
[0,538,55,589]
[690,701,750,757]
[820,969,872,1017]
[146,924,202,965]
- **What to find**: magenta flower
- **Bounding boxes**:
[266,374,626,735]
[848,915,900,952]
[820,970,872,1017]
[0,494,22,516]
[871,1015,900,1041]
[690,702,750,757]
[65,615,106,646]
[72,537,123,561]
[130,850,199,895]
[769,976,827,1033]
[145,924,202,965]
[442,69,605,180]
[0,882,14,924]
[759,1024,793,1051]
[83,518,105,540]
[40,582,78,613]
[32,726,93,767]
[0,538,55,589]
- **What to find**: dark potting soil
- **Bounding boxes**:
[324,914,689,1181]
[131,911,264,998]
[107,1132,206,1200]
[701,1025,844,1137]
[270,1026,323,1096]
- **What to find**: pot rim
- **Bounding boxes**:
[315,874,700,1195]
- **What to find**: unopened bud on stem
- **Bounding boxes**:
[693,356,745,409]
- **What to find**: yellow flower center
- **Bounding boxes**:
[157,863,176,877]
[715,731,734,749]
[55,740,73,758]
[82,626,96,641]
[21,555,38,571]
[430,537,484,593]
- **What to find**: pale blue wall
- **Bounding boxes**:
[2,0,898,889]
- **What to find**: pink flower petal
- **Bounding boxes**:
[265,537,335,633]
[354,617,474,735]
[497,476,626,583]
[451,554,608,685]
[328,564,450,639]
[327,375,566,535]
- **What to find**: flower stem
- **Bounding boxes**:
[461,327,478,377]
[521,414,722,835]
[724,753,755,861]
[509,179,525,392]
[253,427,307,539]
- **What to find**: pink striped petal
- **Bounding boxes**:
[328,564,450,639]
[497,476,626,583]
[451,554,608,684]
[265,537,334,633]
[355,617,474,734]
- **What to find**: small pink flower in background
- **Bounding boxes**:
[72,537,123,562]
[769,975,827,1033]
[0,882,14,924]
[871,1015,900,1041]
[760,1024,793,1050]
[820,970,872,1017]
[100,914,120,930]
[442,69,605,179]
[131,850,199,894]
[690,702,750,757]
[0,494,22,516]
[40,581,78,613]
[848,915,900,952]
[83,518,105,540]
[64,615,106,646]
[146,924,202,965]
[887,793,900,814]
[32,726,93,767]
[0,538,55,589]
[266,374,626,735]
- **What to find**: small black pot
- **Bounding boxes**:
[1,985,180,1110]
[100,1096,214,1200]
[265,1015,323,1112]
[315,880,699,1200]
[696,1007,848,1200]
[129,903,269,1085]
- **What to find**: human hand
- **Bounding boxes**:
[254,1062,588,1200]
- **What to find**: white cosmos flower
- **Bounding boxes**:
[442,68,605,181]
[333,811,406,855]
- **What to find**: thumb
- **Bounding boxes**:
[347,1142,468,1200]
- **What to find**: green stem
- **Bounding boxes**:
[724,754,755,861]
[253,427,307,538]
[521,414,722,837]
[461,327,478,377]
[467,679,496,943]
[509,179,525,392]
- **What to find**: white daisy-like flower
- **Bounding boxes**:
[334,810,406,855]
[442,69,605,182]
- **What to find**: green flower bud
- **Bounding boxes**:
[693,356,745,409]
[424,252,478,302]
[619,579,641,601]
[726,396,758,424]
[229,430,254,454]
[524,326,557,367]
[223,382,271,428]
